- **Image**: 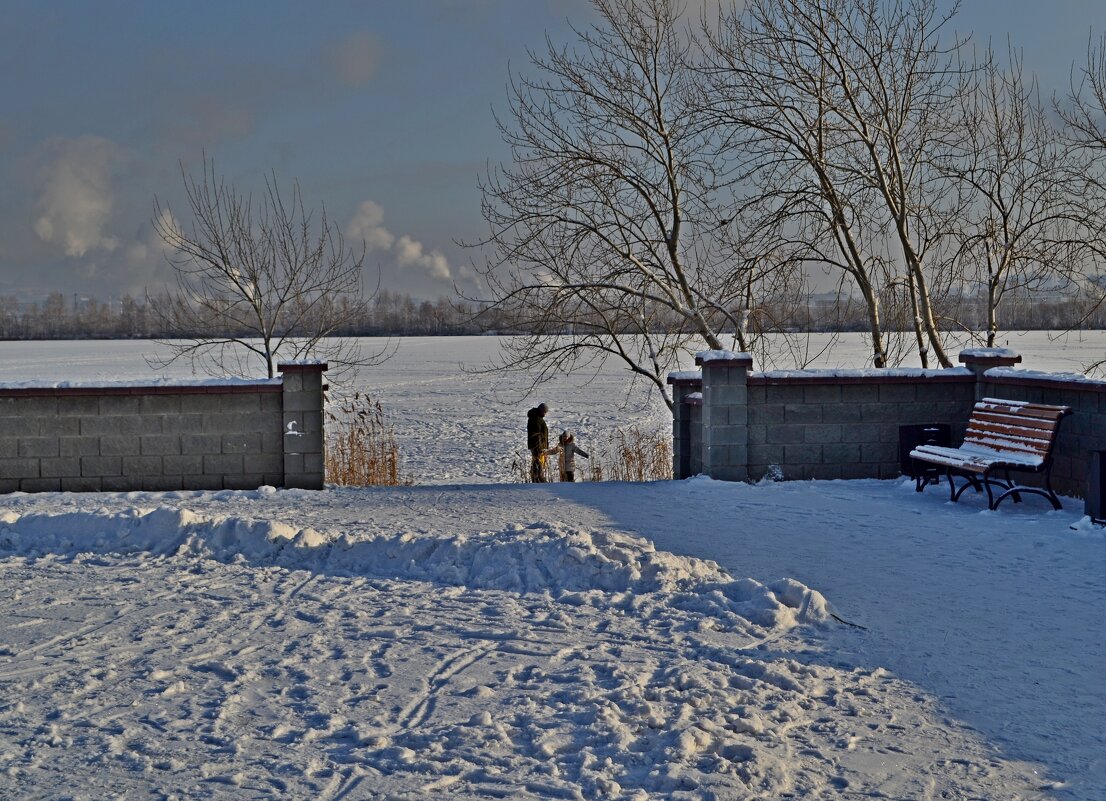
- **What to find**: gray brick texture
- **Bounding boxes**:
[0,365,327,494]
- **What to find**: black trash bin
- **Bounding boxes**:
[1086,450,1106,524]
[899,423,951,483]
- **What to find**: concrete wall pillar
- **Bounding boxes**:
[279,362,328,490]
[959,348,1022,400]
[696,351,753,482]
[667,371,702,479]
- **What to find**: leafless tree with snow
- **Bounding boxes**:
[944,47,1089,348]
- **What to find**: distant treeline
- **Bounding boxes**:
[0,290,493,340]
[0,287,1103,341]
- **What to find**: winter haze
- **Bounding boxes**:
[0,0,1102,300]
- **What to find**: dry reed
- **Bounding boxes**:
[511,449,535,483]
[584,425,671,483]
[325,392,409,486]
[509,425,671,483]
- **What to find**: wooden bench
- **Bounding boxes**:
[910,398,1073,511]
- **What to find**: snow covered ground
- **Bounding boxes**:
[3,478,1101,799]
[0,335,1103,798]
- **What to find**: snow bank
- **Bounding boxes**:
[0,505,831,631]
[0,480,1068,799]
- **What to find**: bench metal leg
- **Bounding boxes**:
[950,471,983,503]
[916,458,1065,513]
[991,469,1063,511]
[1044,472,1062,510]
[992,485,1062,511]
[982,469,996,509]
[1003,469,1022,504]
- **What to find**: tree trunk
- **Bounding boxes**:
[855,275,888,368]
[911,262,952,367]
[986,275,999,348]
[906,271,930,369]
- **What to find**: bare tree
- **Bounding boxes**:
[150,159,383,380]
[1059,33,1106,370]
[1062,34,1106,168]
[818,0,970,368]
[703,0,901,367]
[706,0,970,368]
[469,0,795,410]
[945,47,1087,348]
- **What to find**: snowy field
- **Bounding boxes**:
[0,330,1103,483]
[0,334,1104,799]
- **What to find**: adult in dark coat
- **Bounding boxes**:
[527,403,550,482]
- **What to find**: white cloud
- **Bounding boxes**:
[347,200,452,283]
[125,207,182,269]
[347,200,395,251]
[395,235,451,281]
[33,136,121,258]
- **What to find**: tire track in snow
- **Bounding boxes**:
[395,642,496,731]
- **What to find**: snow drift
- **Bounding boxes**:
[0,505,831,631]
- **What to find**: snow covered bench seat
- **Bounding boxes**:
[910,398,1072,511]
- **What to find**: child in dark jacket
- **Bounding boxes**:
[548,430,589,482]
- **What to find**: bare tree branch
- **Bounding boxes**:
[148,157,388,381]
[465,0,800,411]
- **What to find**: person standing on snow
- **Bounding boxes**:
[547,430,589,482]
[527,403,551,482]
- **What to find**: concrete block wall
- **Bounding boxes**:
[670,348,1104,497]
[688,397,703,478]
[746,373,975,480]
[280,363,327,490]
[0,362,328,493]
[668,372,701,480]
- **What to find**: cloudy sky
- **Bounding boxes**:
[0,0,1101,303]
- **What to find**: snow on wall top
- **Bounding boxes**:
[695,350,753,363]
[960,347,1020,359]
[277,360,329,369]
[754,367,973,379]
[985,367,1106,387]
[0,376,283,390]
[668,370,702,382]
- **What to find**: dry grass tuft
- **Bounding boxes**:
[511,449,535,483]
[585,425,671,483]
[325,392,409,486]
[509,425,671,484]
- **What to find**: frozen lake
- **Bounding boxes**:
[0,332,1102,483]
